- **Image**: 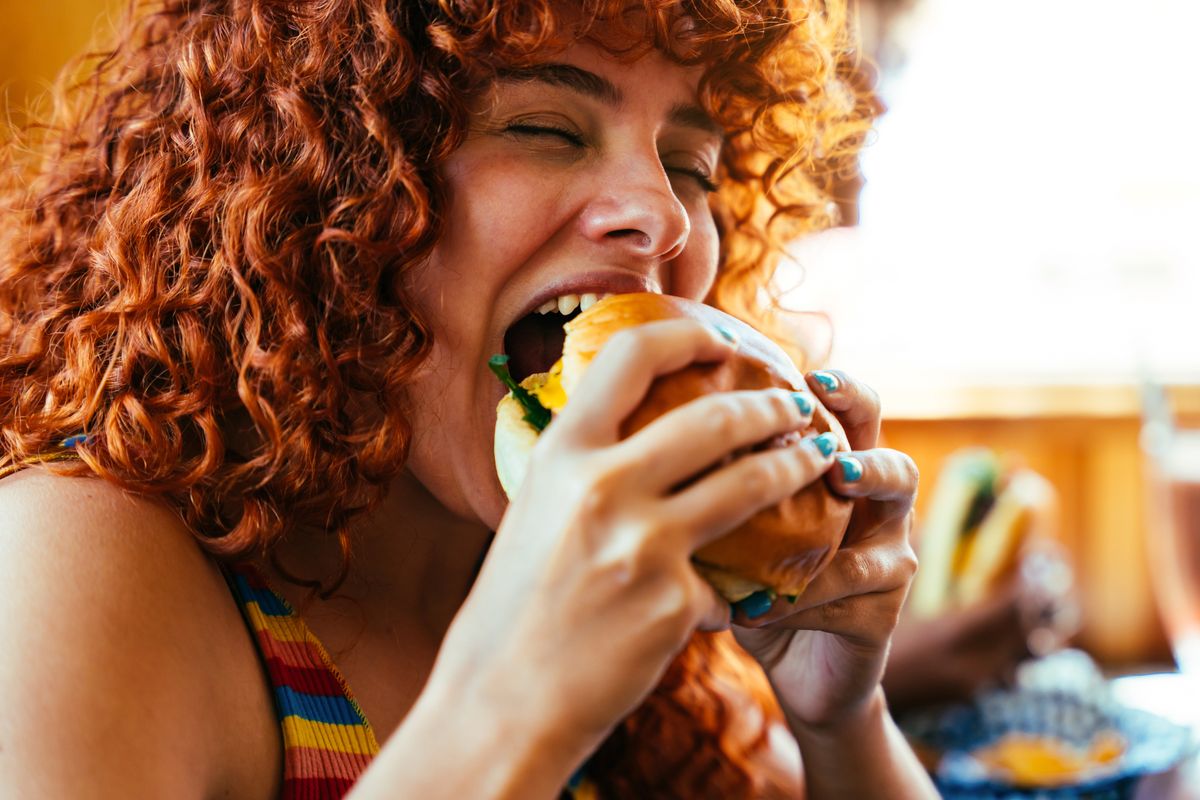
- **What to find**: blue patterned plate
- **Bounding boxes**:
[899,688,1196,799]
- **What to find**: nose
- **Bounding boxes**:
[577,160,691,262]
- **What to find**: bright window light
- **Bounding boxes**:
[781,0,1200,394]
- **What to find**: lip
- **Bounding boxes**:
[509,270,663,328]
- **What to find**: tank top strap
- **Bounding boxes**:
[1,434,600,797]
[0,434,92,480]
[223,562,380,798]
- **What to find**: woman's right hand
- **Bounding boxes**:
[429,318,836,761]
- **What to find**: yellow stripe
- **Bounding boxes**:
[0,450,81,479]
[243,599,310,643]
[281,715,377,756]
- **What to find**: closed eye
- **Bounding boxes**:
[504,124,585,147]
[667,166,719,194]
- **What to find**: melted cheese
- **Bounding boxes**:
[527,359,568,413]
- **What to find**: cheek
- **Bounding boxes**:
[675,211,720,299]
[436,154,568,273]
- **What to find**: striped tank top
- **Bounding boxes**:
[1,437,598,798]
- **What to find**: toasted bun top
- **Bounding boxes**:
[560,293,802,400]
[558,292,853,597]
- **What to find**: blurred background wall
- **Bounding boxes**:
[0,0,120,135]
[3,0,1197,670]
[791,0,1200,668]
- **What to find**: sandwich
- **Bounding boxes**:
[491,292,853,608]
[908,448,1057,616]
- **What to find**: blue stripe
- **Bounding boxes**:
[232,573,291,616]
[275,685,364,726]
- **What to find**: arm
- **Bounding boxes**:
[348,673,586,799]
[0,469,587,800]
[786,688,935,799]
[0,468,278,799]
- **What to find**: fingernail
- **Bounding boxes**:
[791,392,813,416]
[811,371,839,393]
[714,324,738,345]
[735,590,774,619]
[812,432,838,457]
[838,455,863,482]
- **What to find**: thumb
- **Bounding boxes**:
[694,576,733,633]
[731,625,789,669]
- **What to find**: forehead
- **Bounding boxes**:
[485,42,719,135]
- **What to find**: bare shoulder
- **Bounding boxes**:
[0,467,280,799]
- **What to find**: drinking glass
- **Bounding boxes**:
[1141,382,1200,680]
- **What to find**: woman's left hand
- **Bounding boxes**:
[731,370,920,729]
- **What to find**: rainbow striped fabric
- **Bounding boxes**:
[226,564,380,798]
[1,437,598,797]
[228,563,600,799]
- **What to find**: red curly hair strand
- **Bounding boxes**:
[0,1,877,796]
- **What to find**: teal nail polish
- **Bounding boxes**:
[791,392,813,415]
[813,432,837,457]
[838,455,863,482]
[811,371,839,393]
[735,590,774,619]
[714,324,737,344]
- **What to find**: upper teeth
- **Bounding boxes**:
[536,292,613,315]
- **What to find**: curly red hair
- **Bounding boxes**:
[0,1,876,796]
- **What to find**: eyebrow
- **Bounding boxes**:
[496,63,724,139]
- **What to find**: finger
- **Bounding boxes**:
[554,319,736,447]
[763,585,910,646]
[827,448,919,518]
[806,370,880,451]
[735,533,917,627]
[693,573,733,633]
[612,387,817,494]
[665,434,837,550]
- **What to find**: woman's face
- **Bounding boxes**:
[403,42,722,529]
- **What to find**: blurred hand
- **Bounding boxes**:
[882,577,1030,714]
[732,370,920,728]
[883,540,1080,715]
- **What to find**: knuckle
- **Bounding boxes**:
[707,400,741,439]
[654,578,698,630]
[895,451,920,492]
[743,457,783,504]
[605,328,641,360]
[860,382,882,415]
[818,598,852,625]
[840,549,875,587]
[900,544,919,580]
[765,389,796,423]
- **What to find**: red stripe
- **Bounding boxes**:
[284,746,373,782]
[255,630,329,669]
[265,658,346,696]
[232,563,273,590]
[281,775,357,799]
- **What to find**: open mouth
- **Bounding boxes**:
[503,290,622,383]
[503,306,582,383]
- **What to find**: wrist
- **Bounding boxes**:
[353,673,590,800]
[784,685,889,746]
[423,668,592,796]
[783,687,938,799]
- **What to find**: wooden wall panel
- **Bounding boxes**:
[882,413,1174,667]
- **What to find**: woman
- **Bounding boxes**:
[0,1,935,797]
